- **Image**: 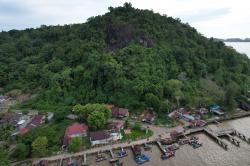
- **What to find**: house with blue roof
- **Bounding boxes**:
[209,104,225,116]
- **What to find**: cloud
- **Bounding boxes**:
[0,0,249,38]
[0,1,31,16]
[182,8,231,23]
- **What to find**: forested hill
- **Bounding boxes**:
[0,3,250,112]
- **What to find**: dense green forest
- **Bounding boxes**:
[0,3,250,113]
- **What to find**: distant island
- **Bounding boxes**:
[215,38,250,42]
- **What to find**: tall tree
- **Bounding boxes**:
[68,137,83,152]
[0,148,9,166]
[11,143,29,160]
[87,111,106,130]
[31,136,48,157]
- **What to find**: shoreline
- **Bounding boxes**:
[11,110,250,166]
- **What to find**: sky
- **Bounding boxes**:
[0,0,249,38]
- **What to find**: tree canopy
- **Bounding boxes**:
[31,136,48,157]
[0,3,249,112]
[74,103,111,130]
[68,137,83,152]
[0,148,10,166]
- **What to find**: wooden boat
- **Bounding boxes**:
[96,153,107,162]
[161,151,175,160]
[143,143,152,150]
[132,145,141,156]
[117,150,128,158]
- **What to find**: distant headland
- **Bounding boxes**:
[215,38,250,42]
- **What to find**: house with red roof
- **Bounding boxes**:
[26,115,45,129]
[19,128,30,135]
[63,123,88,146]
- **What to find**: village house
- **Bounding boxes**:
[0,112,21,127]
[107,120,124,141]
[112,107,129,118]
[188,119,207,128]
[209,104,225,116]
[141,107,155,124]
[63,123,88,146]
[0,95,6,104]
[194,108,209,115]
[170,126,185,139]
[46,112,54,121]
[107,120,124,132]
[26,115,45,129]
[19,128,30,135]
[39,160,49,166]
[168,107,196,122]
[106,104,129,118]
[89,130,112,146]
[19,114,46,135]
[27,110,39,116]
[182,114,195,122]
[66,114,78,120]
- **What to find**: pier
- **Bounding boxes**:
[203,128,228,150]
[13,111,250,166]
[109,149,118,163]
[109,149,115,159]
[233,130,250,143]
[156,141,166,154]
[82,153,87,166]
[226,134,240,146]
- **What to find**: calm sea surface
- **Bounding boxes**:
[70,117,250,166]
[225,42,250,58]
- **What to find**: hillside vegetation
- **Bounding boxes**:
[0,3,249,112]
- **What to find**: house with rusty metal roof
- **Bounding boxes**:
[62,123,88,146]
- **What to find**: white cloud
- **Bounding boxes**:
[0,0,249,38]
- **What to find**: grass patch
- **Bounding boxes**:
[122,128,153,141]
[154,114,178,127]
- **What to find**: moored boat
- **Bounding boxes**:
[96,153,107,162]
[161,151,175,160]
[117,149,128,158]
[143,143,152,150]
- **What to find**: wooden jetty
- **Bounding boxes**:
[82,153,87,166]
[203,128,228,150]
[213,119,220,125]
[109,149,118,163]
[59,156,64,166]
[156,141,166,154]
[226,134,240,146]
[233,130,250,143]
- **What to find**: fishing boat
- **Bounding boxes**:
[117,150,128,158]
[68,160,78,166]
[140,154,151,162]
[132,145,142,156]
[112,161,123,166]
[161,151,175,160]
[191,142,202,149]
[134,154,150,164]
[165,144,179,152]
[178,138,190,145]
[161,138,175,145]
[143,143,152,150]
[96,153,107,162]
